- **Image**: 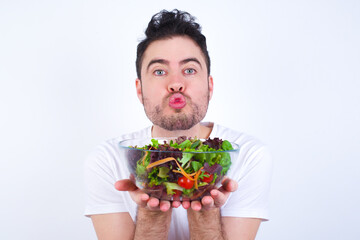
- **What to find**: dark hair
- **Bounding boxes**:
[136,9,211,79]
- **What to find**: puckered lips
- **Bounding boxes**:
[168,93,186,109]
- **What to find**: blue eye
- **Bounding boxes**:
[184,68,196,74]
[154,70,166,76]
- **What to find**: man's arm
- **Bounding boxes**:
[134,207,172,240]
[90,208,173,240]
[222,217,261,240]
[91,212,135,240]
[187,209,261,240]
[187,208,225,239]
[186,178,261,240]
[111,179,174,240]
[90,179,175,240]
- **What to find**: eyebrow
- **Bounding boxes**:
[146,59,169,71]
[146,58,202,72]
[180,58,202,69]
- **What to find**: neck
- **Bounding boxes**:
[151,122,213,139]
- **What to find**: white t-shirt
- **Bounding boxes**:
[84,122,272,240]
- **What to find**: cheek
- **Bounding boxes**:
[192,83,209,97]
[141,82,154,95]
[142,83,167,100]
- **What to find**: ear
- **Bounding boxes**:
[208,75,214,100]
[135,78,143,104]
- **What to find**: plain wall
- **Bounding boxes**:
[1,0,359,239]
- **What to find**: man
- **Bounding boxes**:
[84,9,272,240]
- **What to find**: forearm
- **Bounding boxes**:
[187,208,226,240]
[134,207,172,240]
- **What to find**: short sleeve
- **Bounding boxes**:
[83,142,135,218]
[221,146,273,220]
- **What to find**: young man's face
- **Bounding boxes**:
[136,36,213,131]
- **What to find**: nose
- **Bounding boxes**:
[167,74,185,92]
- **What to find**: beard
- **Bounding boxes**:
[142,92,209,131]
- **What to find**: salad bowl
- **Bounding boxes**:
[118,137,240,201]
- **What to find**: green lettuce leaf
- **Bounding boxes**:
[221,140,234,151]
[179,139,191,149]
[182,188,194,196]
[148,168,166,187]
[191,161,202,172]
[180,152,193,167]
[219,152,231,175]
[163,182,184,195]
[136,162,147,178]
[151,139,159,148]
[157,167,170,178]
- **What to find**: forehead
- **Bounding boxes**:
[141,36,206,68]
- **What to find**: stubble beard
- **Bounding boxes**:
[142,92,209,131]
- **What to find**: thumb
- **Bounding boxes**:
[220,178,238,193]
[115,179,138,192]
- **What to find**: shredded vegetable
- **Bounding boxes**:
[146,157,195,181]
[146,157,176,169]
[194,167,204,189]
[172,169,197,177]
[140,151,149,165]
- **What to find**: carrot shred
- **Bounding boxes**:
[194,167,204,190]
[146,157,176,169]
[173,160,195,181]
[140,151,149,165]
[172,169,197,176]
[146,157,195,181]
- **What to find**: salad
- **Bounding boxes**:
[129,136,235,200]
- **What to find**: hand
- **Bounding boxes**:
[182,177,238,211]
[114,175,182,212]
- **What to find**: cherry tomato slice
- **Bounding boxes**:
[172,189,182,201]
[202,171,214,183]
[173,190,182,197]
[177,176,194,189]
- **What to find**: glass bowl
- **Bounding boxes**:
[118,137,240,201]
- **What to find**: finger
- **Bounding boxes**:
[182,200,191,209]
[130,190,149,206]
[126,190,149,207]
[221,178,238,192]
[172,201,181,208]
[159,201,171,212]
[135,193,149,208]
[210,189,228,207]
[201,196,214,210]
[191,201,202,211]
[147,197,160,210]
[114,179,138,191]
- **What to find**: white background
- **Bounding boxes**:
[1,0,359,239]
